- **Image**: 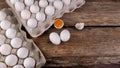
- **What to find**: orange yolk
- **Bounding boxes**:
[54,19,63,28]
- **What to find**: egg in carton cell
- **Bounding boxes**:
[6,0,85,37]
[0,9,46,68]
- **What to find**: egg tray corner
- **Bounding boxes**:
[0,8,46,68]
[6,0,85,37]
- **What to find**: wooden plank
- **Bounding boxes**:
[33,27,120,67]
[62,2,120,26]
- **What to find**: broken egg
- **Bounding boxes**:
[60,29,71,42]
[49,32,61,45]
[75,23,85,30]
[54,19,64,29]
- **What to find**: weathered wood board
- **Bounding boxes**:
[1,0,120,67]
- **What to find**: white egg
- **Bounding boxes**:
[0,44,12,55]
[5,55,18,66]
[49,32,61,45]
[75,23,85,30]
[45,6,55,16]
[39,0,48,7]
[0,34,6,45]
[17,47,29,58]
[11,37,22,48]
[24,57,35,68]
[6,28,17,38]
[0,62,7,68]
[21,9,31,19]
[48,0,54,2]
[60,29,71,42]
[15,2,25,11]
[30,5,39,13]
[10,0,19,4]
[54,0,63,10]
[0,20,11,30]
[24,0,34,6]
[13,65,24,68]
[62,0,71,5]
[0,11,6,21]
[36,12,46,22]
[27,18,38,28]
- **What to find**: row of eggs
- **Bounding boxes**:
[0,11,36,68]
[10,0,71,28]
[0,56,35,68]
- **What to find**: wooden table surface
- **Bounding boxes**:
[1,0,120,68]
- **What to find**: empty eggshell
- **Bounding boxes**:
[54,0,63,10]
[60,29,71,42]
[30,5,39,13]
[15,2,25,11]
[0,44,12,55]
[75,23,85,30]
[11,37,22,48]
[17,47,29,58]
[0,34,6,45]
[5,28,17,38]
[23,57,35,68]
[10,0,19,4]
[0,20,11,30]
[21,9,31,19]
[0,62,7,68]
[36,12,46,22]
[24,0,34,6]
[0,11,6,21]
[49,32,61,45]
[45,6,55,16]
[5,55,18,66]
[13,65,24,68]
[27,18,38,28]
[39,0,48,7]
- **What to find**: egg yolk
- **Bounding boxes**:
[54,19,63,28]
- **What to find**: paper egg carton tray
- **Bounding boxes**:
[0,9,45,68]
[6,0,85,37]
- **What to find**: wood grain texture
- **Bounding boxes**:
[62,2,120,26]
[1,0,120,67]
[34,27,120,67]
